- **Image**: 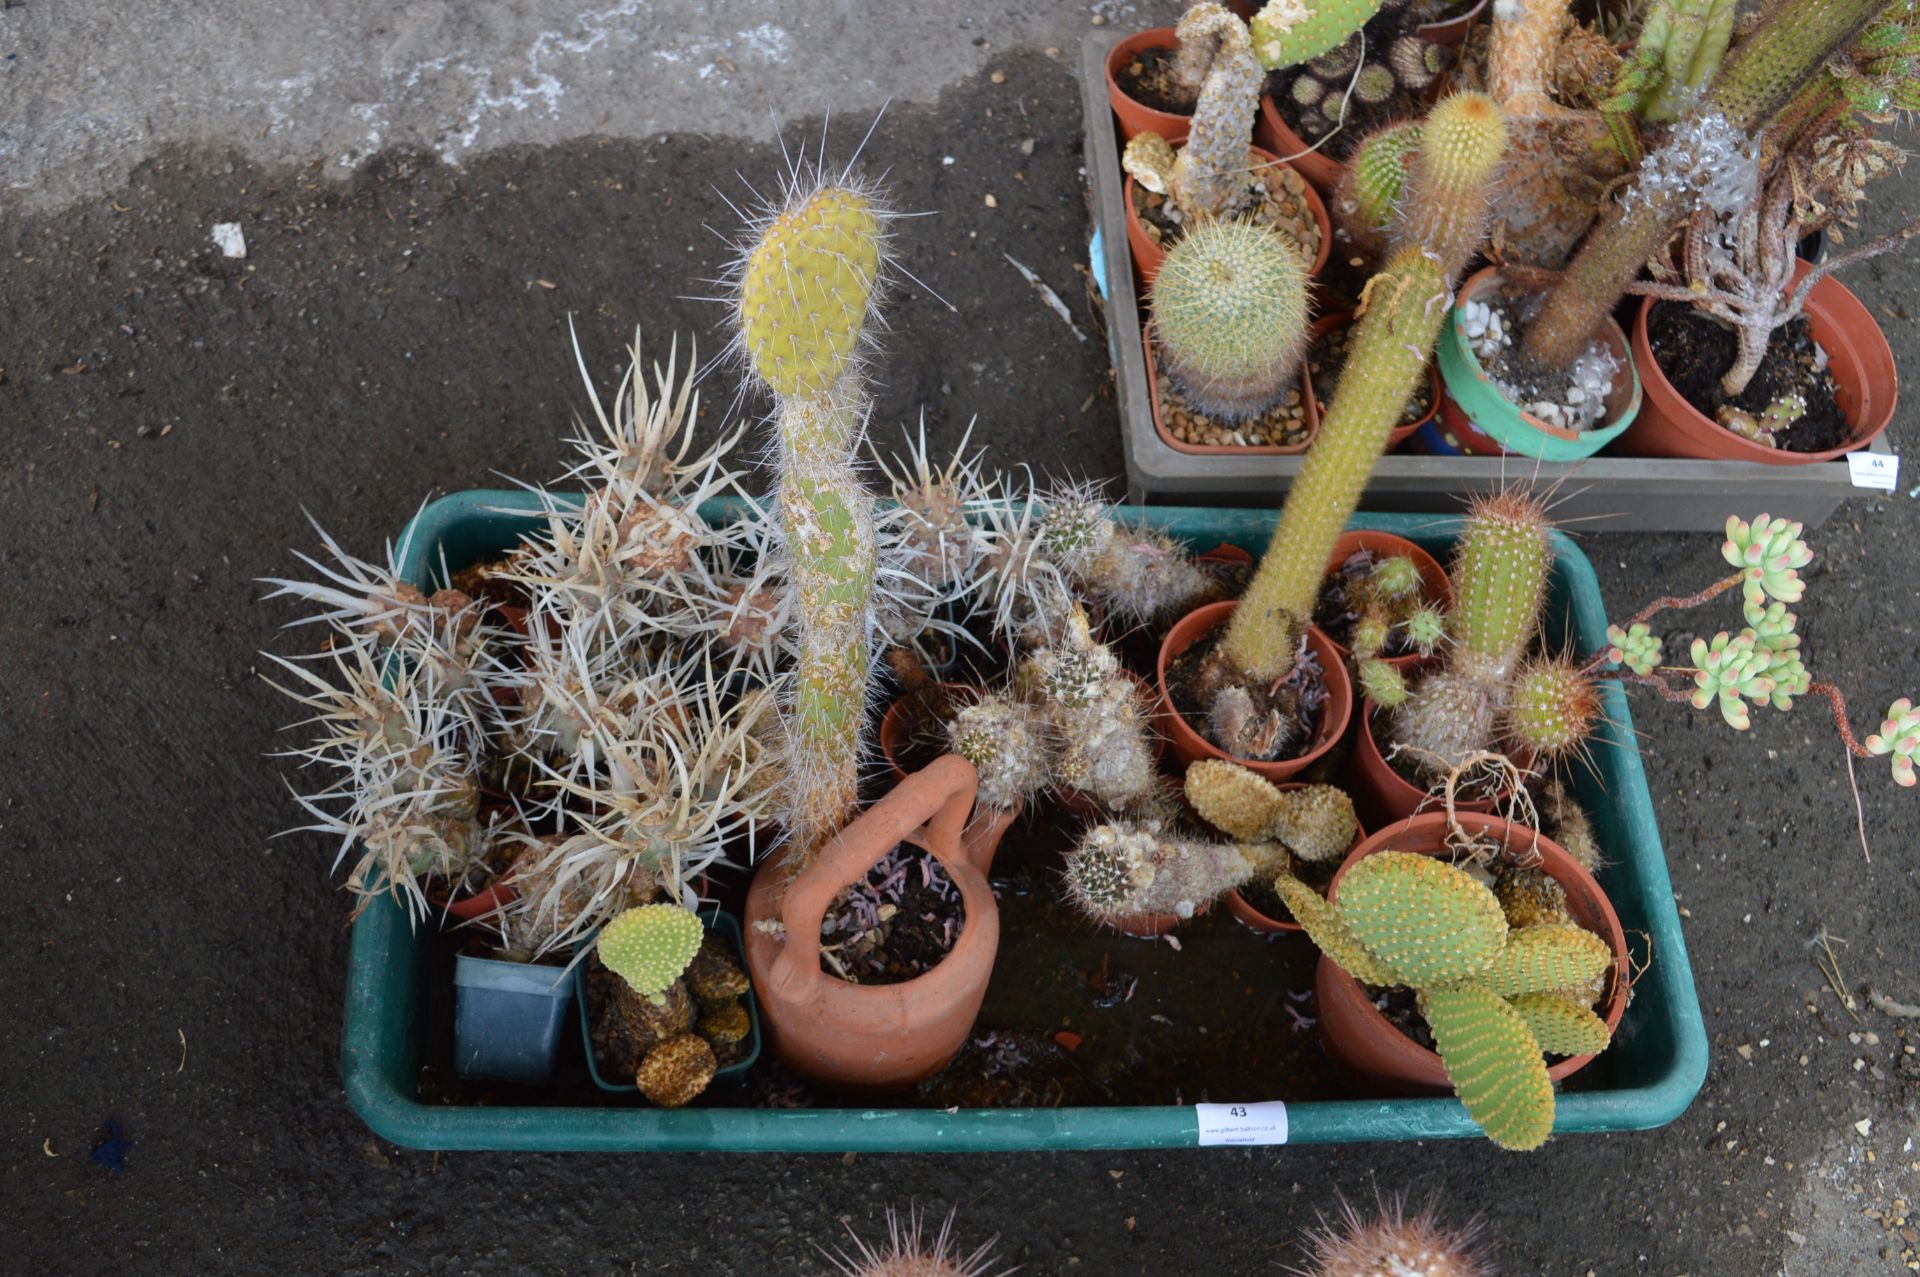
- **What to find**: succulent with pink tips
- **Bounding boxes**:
[1866,698,1920,786]
[1721,513,1812,606]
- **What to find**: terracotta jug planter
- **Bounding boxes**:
[1143,321,1319,456]
[1314,811,1630,1095]
[742,755,1017,1095]
[1107,27,1191,142]
[1304,312,1440,453]
[1155,601,1354,783]
[1318,529,1452,672]
[1223,786,1368,935]
[1623,264,1897,464]
[1124,141,1331,286]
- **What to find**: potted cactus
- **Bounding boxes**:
[1280,811,1628,1150]
[1154,92,1508,781]
[1121,3,1329,284]
[1182,761,1365,933]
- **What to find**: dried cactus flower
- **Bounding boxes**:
[635,1033,717,1108]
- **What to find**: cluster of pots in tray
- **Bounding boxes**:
[1106,21,1899,466]
[814,527,1627,1112]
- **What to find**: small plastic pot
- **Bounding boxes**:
[1155,601,1354,783]
[577,908,762,1094]
[1318,530,1452,673]
[1144,321,1319,456]
[1315,811,1630,1095]
[1222,789,1367,935]
[1304,311,1440,453]
[1106,28,1191,142]
[1124,141,1332,286]
[1254,97,1343,197]
[880,683,983,782]
[1433,268,1640,459]
[1622,264,1896,464]
[452,954,574,1085]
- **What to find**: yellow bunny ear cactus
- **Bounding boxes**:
[598,903,705,1004]
[1251,0,1388,71]
[1184,760,1358,862]
[734,174,893,861]
[1152,218,1312,422]
[1203,93,1505,760]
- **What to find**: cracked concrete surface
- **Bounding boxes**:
[1,0,1160,210]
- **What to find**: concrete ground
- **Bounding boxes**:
[4,2,1918,1272]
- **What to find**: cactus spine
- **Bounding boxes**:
[1332,121,1423,257]
[1284,850,1615,1150]
[1153,219,1312,421]
[1525,0,1896,370]
[738,183,888,862]
[1223,94,1507,685]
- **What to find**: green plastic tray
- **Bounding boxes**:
[576,909,763,1092]
[340,490,1707,1151]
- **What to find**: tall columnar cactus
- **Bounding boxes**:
[1152,218,1312,421]
[1251,0,1388,71]
[1524,0,1897,370]
[1603,0,1737,149]
[1275,851,1615,1150]
[736,181,889,861]
[1205,94,1506,758]
[1122,3,1265,222]
[1331,121,1423,257]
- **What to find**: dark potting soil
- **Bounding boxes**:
[819,842,966,986]
[914,1029,1101,1108]
[1308,324,1432,426]
[1263,71,1430,164]
[1167,626,1324,764]
[1646,303,1849,453]
[1376,986,1438,1052]
[1238,856,1332,928]
[1115,44,1196,116]
[1312,549,1423,657]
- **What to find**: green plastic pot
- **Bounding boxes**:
[576,908,762,1094]
[1434,268,1641,460]
[338,490,1706,1152]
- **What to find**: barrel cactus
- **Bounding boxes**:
[1278,850,1615,1150]
[1298,1197,1488,1277]
[1332,121,1424,257]
[1153,218,1313,422]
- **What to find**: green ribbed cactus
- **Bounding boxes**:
[1506,658,1602,758]
[598,903,705,1003]
[1251,0,1388,70]
[737,182,888,861]
[1526,0,1896,370]
[1124,4,1265,222]
[1281,849,1616,1150]
[1153,219,1312,422]
[1183,760,1359,861]
[1215,95,1506,740]
[1064,821,1291,925]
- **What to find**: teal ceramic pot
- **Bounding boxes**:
[1433,268,1641,460]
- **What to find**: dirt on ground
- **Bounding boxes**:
[5,50,1920,1277]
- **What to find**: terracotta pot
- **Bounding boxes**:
[1304,311,1440,452]
[1154,601,1354,782]
[1143,320,1319,456]
[1254,97,1343,197]
[1432,268,1640,459]
[1106,27,1191,142]
[1223,787,1368,935]
[1416,0,1490,44]
[742,756,1017,1095]
[1318,529,1453,672]
[1315,812,1630,1095]
[1623,264,1897,464]
[879,683,982,783]
[1124,141,1332,286]
[1110,899,1213,939]
[433,874,518,923]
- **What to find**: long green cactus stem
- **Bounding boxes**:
[1524,0,1898,370]
[738,183,886,861]
[1169,2,1267,220]
[1221,94,1507,686]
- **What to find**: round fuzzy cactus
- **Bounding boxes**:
[739,188,881,399]
[1153,219,1312,422]
[1504,657,1601,759]
[1064,821,1290,924]
[1333,121,1423,256]
[598,903,705,1003]
[634,1032,717,1108]
[1298,1198,1488,1277]
[825,1206,1009,1277]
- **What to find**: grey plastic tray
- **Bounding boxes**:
[1081,30,1891,528]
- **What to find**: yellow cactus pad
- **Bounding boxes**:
[1185,758,1287,841]
[1273,875,1404,987]
[1506,992,1612,1057]
[1423,984,1557,1151]
[1481,922,1612,998]
[1338,851,1508,987]
[740,187,881,398]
